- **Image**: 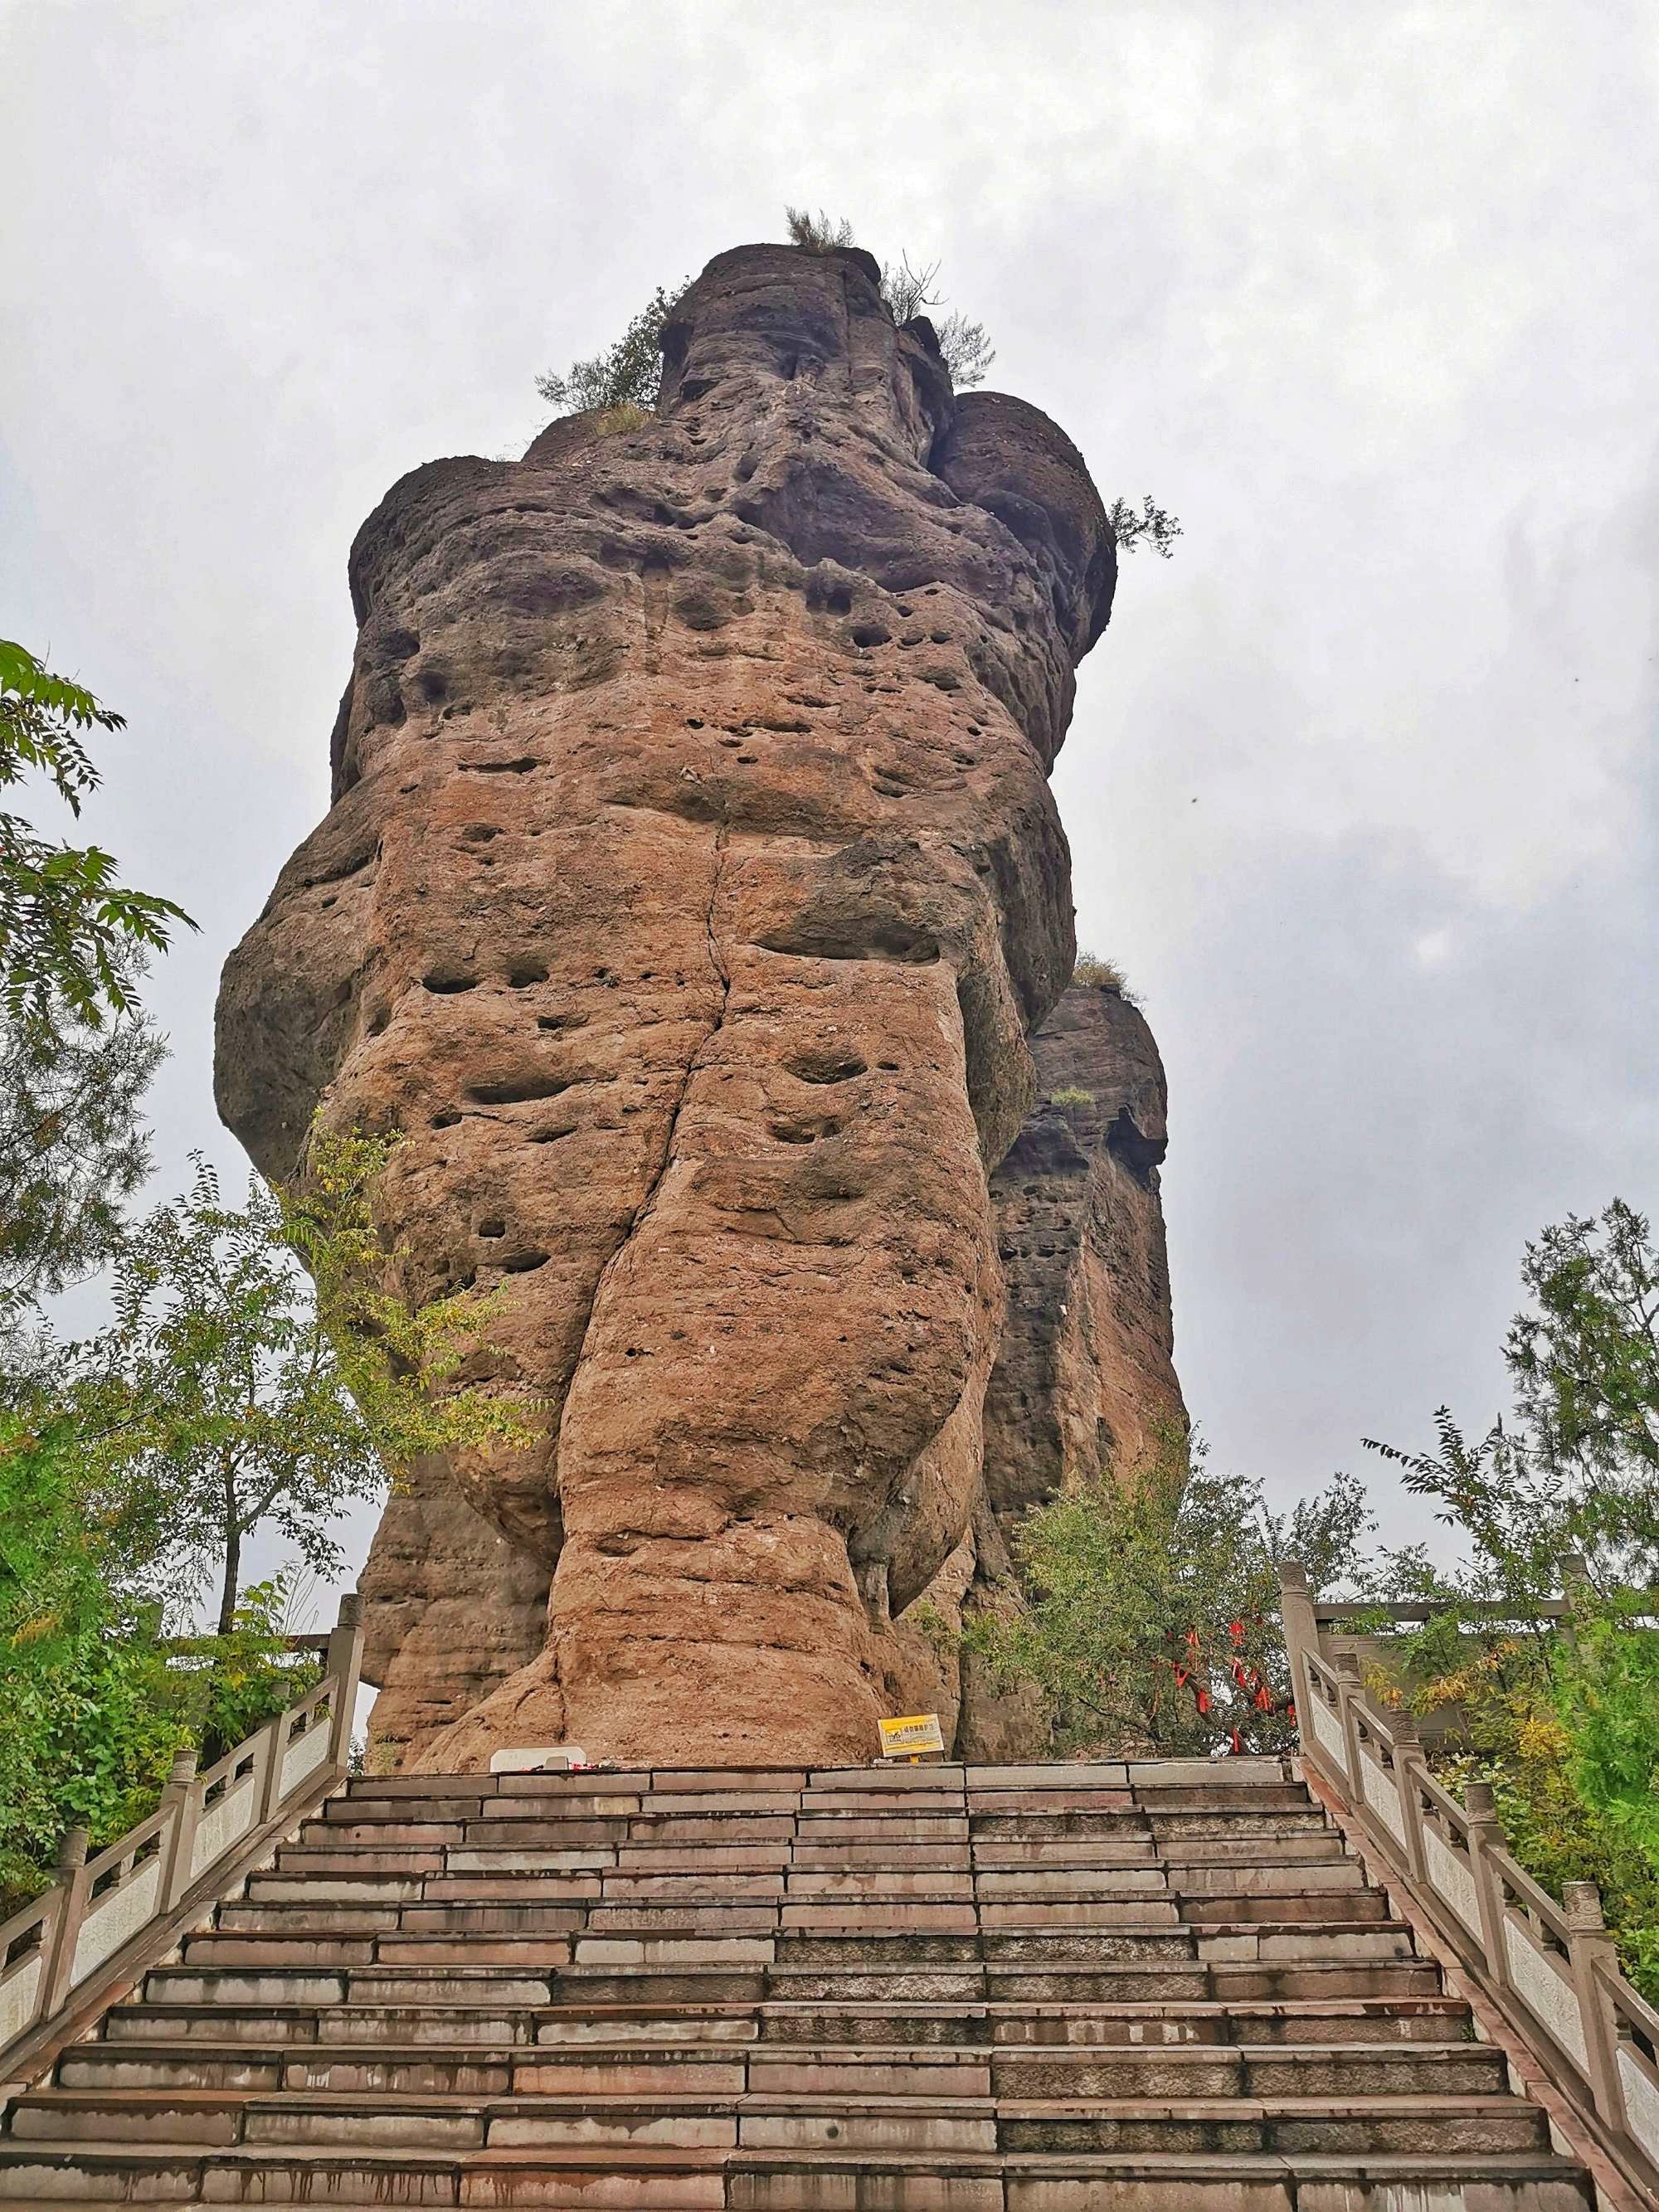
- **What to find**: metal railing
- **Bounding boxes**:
[0,1592,363,2084]
[1279,1563,1659,2198]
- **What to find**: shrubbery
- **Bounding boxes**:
[0,1410,314,1912]
[1072,951,1141,1001]
[966,1429,1369,1758]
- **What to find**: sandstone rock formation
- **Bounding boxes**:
[877,978,1187,1759]
[355,1458,548,1757]
[344,979,1185,1767]
[216,238,1177,1770]
[984,978,1185,1524]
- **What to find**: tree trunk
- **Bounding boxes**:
[217,1522,241,1637]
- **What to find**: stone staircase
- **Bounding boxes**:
[0,1759,1593,2208]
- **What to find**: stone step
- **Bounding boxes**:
[997,2096,1553,2156]
[182,1934,581,1971]
[4,2084,1548,2158]
[272,1838,1360,1887]
[206,1884,1369,1951]
[105,1945,1444,2045]
[34,2039,1503,2118]
[0,1760,1588,2211]
[7,2088,995,2154]
[0,2146,1592,2211]
[54,2015,1481,2096]
[271,1858,1380,1916]
[1178,1889,1385,1925]
[216,1900,592,1937]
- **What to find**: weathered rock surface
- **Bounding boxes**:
[355,1458,549,1761]
[882,980,1188,1758]
[984,978,1185,1515]
[216,240,1166,1771]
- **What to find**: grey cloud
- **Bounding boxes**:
[2,0,1655,1600]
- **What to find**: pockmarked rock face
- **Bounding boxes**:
[984,980,1186,1524]
[216,241,1137,1770]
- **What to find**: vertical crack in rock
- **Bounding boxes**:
[553,816,732,1473]
[214,237,1180,1770]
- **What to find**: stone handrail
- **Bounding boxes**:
[0,1592,363,2085]
[1279,1563,1659,2198]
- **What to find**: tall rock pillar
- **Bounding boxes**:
[216,241,1120,1769]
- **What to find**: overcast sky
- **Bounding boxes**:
[4,2,1656,1615]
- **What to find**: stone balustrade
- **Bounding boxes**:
[1279,1560,1659,2199]
[0,1592,363,2083]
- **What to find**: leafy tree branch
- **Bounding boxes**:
[0,641,194,1026]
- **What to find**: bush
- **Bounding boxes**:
[1050,1087,1095,1110]
[1377,1601,1659,2001]
[784,207,857,253]
[1073,951,1141,1003]
[0,1415,319,1913]
[592,401,651,437]
[0,1621,186,1911]
[966,1431,1370,1758]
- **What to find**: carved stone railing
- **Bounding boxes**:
[0,1592,363,2086]
[1279,1563,1659,2198]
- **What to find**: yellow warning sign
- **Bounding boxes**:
[878,1713,946,1758]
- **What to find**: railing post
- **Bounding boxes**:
[1388,1707,1431,1884]
[40,1830,91,2015]
[158,1750,202,1908]
[1277,1560,1321,1753]
[254,1712,289,1826]
[1562,1880,1628,2132]
[325,1591,364,1769]
[1332,1649,1366,1799]
[1462,1780,1511,1990]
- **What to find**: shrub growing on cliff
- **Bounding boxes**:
[784,207,857,253]
[1107,496,1183,561]
[535,282,690,417]
[786,207,995,387]
[1073,951,1141,1001]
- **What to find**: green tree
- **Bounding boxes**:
[0,642,192,1026]
[0,1400,181,1902]
[1106,495,1184,561]
[0,997,163,1339]
[1353,1197,1659,1996]
[967,1432,1372,1756]
[1506,1199,1659,1573]
[70,1131,533,1636]
[535,281,689,417]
